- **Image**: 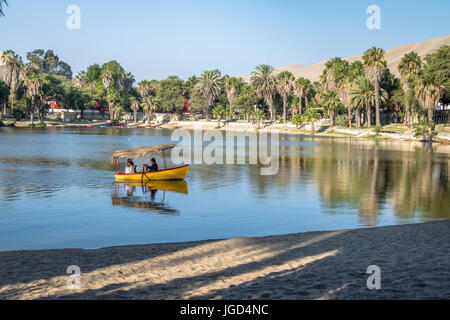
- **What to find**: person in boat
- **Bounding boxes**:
[145,158,158,172]
[125,159,137,174]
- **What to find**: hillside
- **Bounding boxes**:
[239,35,450,82]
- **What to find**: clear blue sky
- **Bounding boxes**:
[0,0,449,82]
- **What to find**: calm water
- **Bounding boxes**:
[0,127,449,251]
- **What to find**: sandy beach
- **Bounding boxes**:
[0,221,448,300]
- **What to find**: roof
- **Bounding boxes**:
[111,144,177,162]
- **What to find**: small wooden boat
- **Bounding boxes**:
[115,165,189,182]
[112,144,189,182]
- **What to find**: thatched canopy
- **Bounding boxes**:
[112,144,177,162]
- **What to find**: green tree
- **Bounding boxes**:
[26,49,72,79]
[22,65,47,125]
[212,105,225,127]
[322,90,341,127]
[251,64,276,121]
[195,70,222,120]
[253,109,266,128]
[276,71,295,123]
[1,50,23,113]
[398,51,422,125]
[303,107,321,133]
[223,76,244,120]
[155,76,185,117]
[291,114,303,128]
[294,77,311,115]
[141,96,157,123]
[0,79,10,119]
[363,47,387,126]
[414,72,444,122]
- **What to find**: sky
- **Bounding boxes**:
[0,0,449,82]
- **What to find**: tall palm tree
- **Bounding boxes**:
[141,96,157,123]
[398,51,422,125]
[223,76,243,120]
[130,96,140,123]
[276,71,294,123]
[350,77,375,128]
[195,70,222,121]
[1,50,23,112]
[351,77,388,128]
[294,77,310,115]
[363,47,387,126]
[414,73,443,122]
[23,65,46,125]
[250,64,276,121]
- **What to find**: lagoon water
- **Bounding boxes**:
[0,127,449,251]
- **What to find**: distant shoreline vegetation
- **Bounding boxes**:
[0,46,449,131]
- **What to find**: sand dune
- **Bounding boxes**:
[239,35,450,82]
[0,221,449,300]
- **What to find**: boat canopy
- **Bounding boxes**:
[112,144,178,162]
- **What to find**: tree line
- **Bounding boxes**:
[0,46,448,128]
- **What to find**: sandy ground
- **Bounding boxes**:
[0,221,448,300]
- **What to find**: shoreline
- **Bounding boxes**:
[1,220,449,300]
[3,119,450,143]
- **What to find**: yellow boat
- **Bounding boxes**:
[168,126,179,129]
[112,144,189,182]
[115,165,189,182]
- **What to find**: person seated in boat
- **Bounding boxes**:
[125,159,137,174]
[145,158,159,172]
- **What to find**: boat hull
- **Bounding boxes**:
[115,165,189,182]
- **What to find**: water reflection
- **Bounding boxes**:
[112,181,188,215]
[0,127,449,250]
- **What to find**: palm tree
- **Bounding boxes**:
[414,73,443,122]
[303,107,320,133]
[1,50,23,113]
[212,105,225,127]
[322,90,341,127]
[195,70,222,121]
[141,96,157,123]
[130,96,140,124]
[350,78,375,128]
[398,52,422,125]
[253,109,266,128]
[276,71,295,123]
[350,77,388,128]
[294,77,310,115]
[0,80,10,119]
[250,64,276,121]
[106,88,119,121]
[22,65,46,125]
[223,76,243,120]
[363,47,387,126]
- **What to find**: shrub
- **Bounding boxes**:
[413,119,434,140]
[374,125,382,134]
[334,114,348,127]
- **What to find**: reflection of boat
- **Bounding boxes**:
[112,180,188,215]
[116,180,188,194]
[168,126,179,129]
[112,144,189,182]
